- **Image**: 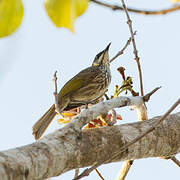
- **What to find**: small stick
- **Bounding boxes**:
[53,71,61,115]
[117,2,144,175]
[90,0,180,15]
[110,37,131,63]
[121,0,144,96]
[95,169,105,180]
[115,160,133,180]
[143,87,162,102]
[74,98,180,180]
[170,156,180,168]
[74,169,79,179]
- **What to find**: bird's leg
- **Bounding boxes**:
[85,103,89,109]
[98,113,114,126]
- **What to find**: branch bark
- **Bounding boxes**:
[0,111,180,180]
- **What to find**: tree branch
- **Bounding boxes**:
[110,37,131,63]
[0,112,180,179]
[121,0,144,96]
[90,0,180,15]
[75,98,180,179]
[95,169,105,180]
[53,71,61,115]
[116,160,133,180]
[117,0,145,177]
[170,156,180,167]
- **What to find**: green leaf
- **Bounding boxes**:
[44,0,89,32]
[0,0,23,38]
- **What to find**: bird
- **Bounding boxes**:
[32,43,111,140]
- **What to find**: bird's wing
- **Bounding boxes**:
[58,66,100,98]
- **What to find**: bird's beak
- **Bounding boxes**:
[105,43,111,51]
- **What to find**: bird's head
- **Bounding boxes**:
[92,43,111,67]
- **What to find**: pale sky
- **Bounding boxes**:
[0,0,180,179]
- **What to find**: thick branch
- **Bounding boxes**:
[0,112,180,179]
[76,99,180,179]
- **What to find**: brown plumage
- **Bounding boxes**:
[32,43,111,140]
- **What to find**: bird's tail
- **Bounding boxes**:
[32,104,56,140]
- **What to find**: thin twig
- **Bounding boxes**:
[170,156,180,168]
[74,98,180,180]
[143,87,162,102]
[110,37,131,63]
[53,71,61,114]
[116,160,133,180]
[119,1,144,177]
[90,0,180,15]
[143,88,180,167]
[121,0,144,96]
[74,169,80,179]
[95,169,105,180]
